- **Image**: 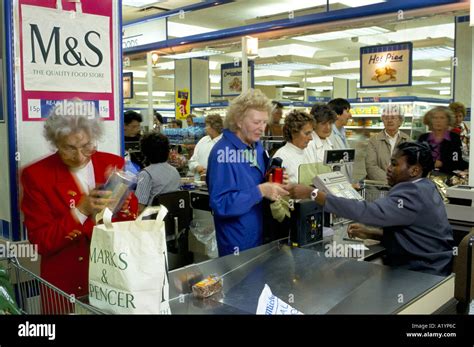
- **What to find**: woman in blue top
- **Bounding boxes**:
[207,89,289,256]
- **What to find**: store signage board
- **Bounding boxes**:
[360,42,413,89]
[122,19,167,50]
[221,61,255,96]
[123,72,133,99]
[19,0,116,121]
[176,89,190,120]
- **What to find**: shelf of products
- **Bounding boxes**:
[344,98,448,141]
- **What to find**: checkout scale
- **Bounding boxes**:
[289,149,361,247]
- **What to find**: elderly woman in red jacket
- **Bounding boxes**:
[21,104,137,300]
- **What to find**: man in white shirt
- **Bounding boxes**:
[304,104,337,164]
[188,114,223,180]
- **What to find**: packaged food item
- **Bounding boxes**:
[192,275,223,298]
[101,169,137,214]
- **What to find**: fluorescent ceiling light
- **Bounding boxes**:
[135,91,173,97]
[123,0,160,7]
[123,70,147,78]
[428,86,451,90]
[167,22,215,38]
[294,26,389,43]
[359,89,393,93]
[256,44,319,58]
[255,80,300,86]
[165,49,223,59]
[413,46,454,61]
[255,69,293,78]
[333,73,359,79]
[412,69,434,77]
[411,80,438,85]
[133,81,148,85]
[329,60,360,70]
[211,86,221,90]
[311,86,333,92]
[440,77,451,83]
[279,87,305,92]
[305,76,334,83]
[255,55,328,71]
[157,74,175,79]
[440,90,451,95]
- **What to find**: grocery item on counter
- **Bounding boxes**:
[192,275,223,298]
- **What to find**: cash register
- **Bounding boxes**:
[289,149,360,247]
[445,185,474,223]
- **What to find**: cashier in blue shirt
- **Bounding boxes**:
[285,142,454,276]
[207,89,289,257]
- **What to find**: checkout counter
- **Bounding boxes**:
[170,152,466,314]
[166,240,454,314]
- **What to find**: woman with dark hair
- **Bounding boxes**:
[304,104,337,163]
[285,142,454,276]
[135,133,181,213]
[418,106,468,175]
[272,110,314,183]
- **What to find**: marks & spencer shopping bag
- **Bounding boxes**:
[89,207,171,314]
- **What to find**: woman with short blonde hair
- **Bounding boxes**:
[207,89,288,256]
[224,88,273,133]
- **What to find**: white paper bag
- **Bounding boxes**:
[89,206,171,314]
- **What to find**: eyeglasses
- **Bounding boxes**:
[58,142,96,156]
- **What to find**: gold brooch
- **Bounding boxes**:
[67,190,77,197]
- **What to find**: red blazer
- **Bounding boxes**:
[21,151,138,298]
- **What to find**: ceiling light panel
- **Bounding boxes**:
[167,22,216,38]
[165,49,223,59]
[412,46,454,61]
[123,0,161,7]
[294,26,389,43]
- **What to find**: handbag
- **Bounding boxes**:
[89,206,171,314]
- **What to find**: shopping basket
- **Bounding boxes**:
[361,180,391,203]
[0,257,102,315]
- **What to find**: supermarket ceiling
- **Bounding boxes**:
[121,0,468,105]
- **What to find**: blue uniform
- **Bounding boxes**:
[324,178,454,276]
[206,129,269,256]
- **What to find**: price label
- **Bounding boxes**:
[28,99,41,118]
[99,101,110,118]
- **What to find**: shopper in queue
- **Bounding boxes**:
[135,133,181,214]
[272,110,314,183]
[304,104,336,163]
[265,101,284,137]
[21,102,138,298]
[285,141,454,276]
[188,114,223,181]
[449,101,470,159]
[418,106,468,176]
[365,104,411,183]
[206,89,289,256]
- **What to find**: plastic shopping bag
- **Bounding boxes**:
[89,207,171,314]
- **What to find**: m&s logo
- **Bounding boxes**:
[30,24,103,67]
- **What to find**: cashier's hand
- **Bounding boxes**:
[284,184,313,200]
[258,182,289,202]
[76,189,114,216]
[347,223,371,240]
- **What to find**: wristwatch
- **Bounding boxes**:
[310,188,319,201]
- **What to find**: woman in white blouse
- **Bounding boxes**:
[304,104,337,164]
[272,110,314,183]
[188,114,223,180]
